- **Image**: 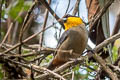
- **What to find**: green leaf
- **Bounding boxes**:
[17,16,23,23]
[0,64,3,80]
[0,71,3,80]
[1,9,5,18]
[112,46,118,62]
[22,49,30,54]
[23,5,30,11]
[73,65,80,72]
[8,0,24,20]
[8,0,31,23]
[86,68,92,72]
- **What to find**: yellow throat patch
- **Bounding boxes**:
[64,17,83,31]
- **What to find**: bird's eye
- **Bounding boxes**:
[62,18,67,23]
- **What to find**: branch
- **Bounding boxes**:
[89,0,114,31]
[108,64,120,72]
[111,11,120,45]
[40,67,66,80]
[65,0,71,14]
[37,0,65,28]
[0,23,13,48]
[111,12,120,36]
[35,57,85,79]
[93,53,118,80]
[2,24,55,54]
[39,0,51,50]
[0,6,26,48]
[1,57,66,80]
[93,32,120,52]
[18,2,36,55]
[72,0,80,16]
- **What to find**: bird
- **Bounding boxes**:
[47,15,88,70]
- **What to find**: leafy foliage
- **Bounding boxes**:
[0,64,3,80]
[112,46,118,62]
[6,0,30,23]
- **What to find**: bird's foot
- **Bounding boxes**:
[69,58,79,65]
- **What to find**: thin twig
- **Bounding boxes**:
[93,32,120,52]
[72,0,80,16]
[71,71,74,80]
[30,55,44,63]
[37,0,51,66]
[30,65,35,80]
[89,0,114,31]
[5,58,43,74]
[0,23,13,48]
[62,72,72,77]
[37,0,65,28]
[18,2,36,55]
[0,8,25,48]
[65,0,71,14]
[39,0,51,50]
[2,57,66,80]
[87,0,92,12]
[58,0,71,38]
[111,11,120,46]
[108,64,120,72]
[2,23,55,54]
[40,67,66,80]
[35,57,85,79]
[93,53,118,80]
[1,46,73,58]
[111,11,120,36]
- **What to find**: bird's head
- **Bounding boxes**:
[62,15,84,31]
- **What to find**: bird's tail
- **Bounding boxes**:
[47,59,65,70]
[47,60,56,70]
[47,63,56,70]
